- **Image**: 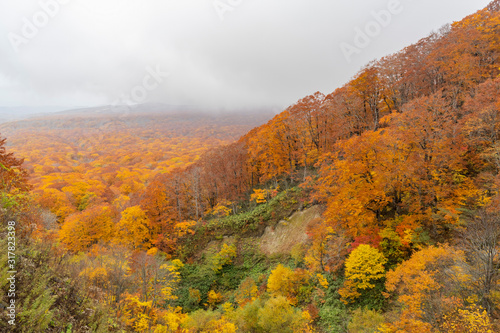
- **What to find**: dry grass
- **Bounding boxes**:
[259,205,321,255]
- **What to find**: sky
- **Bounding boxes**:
[0,0,493,111]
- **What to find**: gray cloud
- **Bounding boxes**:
[0,0,492,110]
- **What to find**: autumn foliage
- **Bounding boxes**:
[2,2,500,332]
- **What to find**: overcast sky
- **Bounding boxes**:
[0,0,493,110]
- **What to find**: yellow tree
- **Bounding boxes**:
[339,244,387,306]
[384,245,469,330]
[267,264,295,299]
[37,188,76,221]
[440,304,494,333]
[61,179,106,211]
[267,265,311,305]
[257,296,313,333]
[115,206,151,250]
[59,204,116,252]
[345,245,387,290]
[210,243,237,273]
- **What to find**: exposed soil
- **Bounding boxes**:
[259,205,322,255]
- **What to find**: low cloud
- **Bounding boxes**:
[0,0,492,110]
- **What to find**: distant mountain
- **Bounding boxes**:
[0,103,277,140]
[48,103,280,117]
[0,106,72,123]
[0,103,280,123]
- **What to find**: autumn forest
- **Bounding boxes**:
[2,1,500,332]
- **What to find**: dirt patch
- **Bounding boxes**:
[259,205,322,255]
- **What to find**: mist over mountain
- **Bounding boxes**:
[1,1,500,332]
[0,0,491,110]
[0,106,71,123]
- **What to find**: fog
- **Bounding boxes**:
[0,0,492,111]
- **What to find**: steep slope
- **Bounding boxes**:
[259,205,322,255]
[1,1,500,332]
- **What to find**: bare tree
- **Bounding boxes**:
[460,209,500,313]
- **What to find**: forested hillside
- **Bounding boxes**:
[1,1,500,332]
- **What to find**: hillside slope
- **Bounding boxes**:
[1,1,500,332]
